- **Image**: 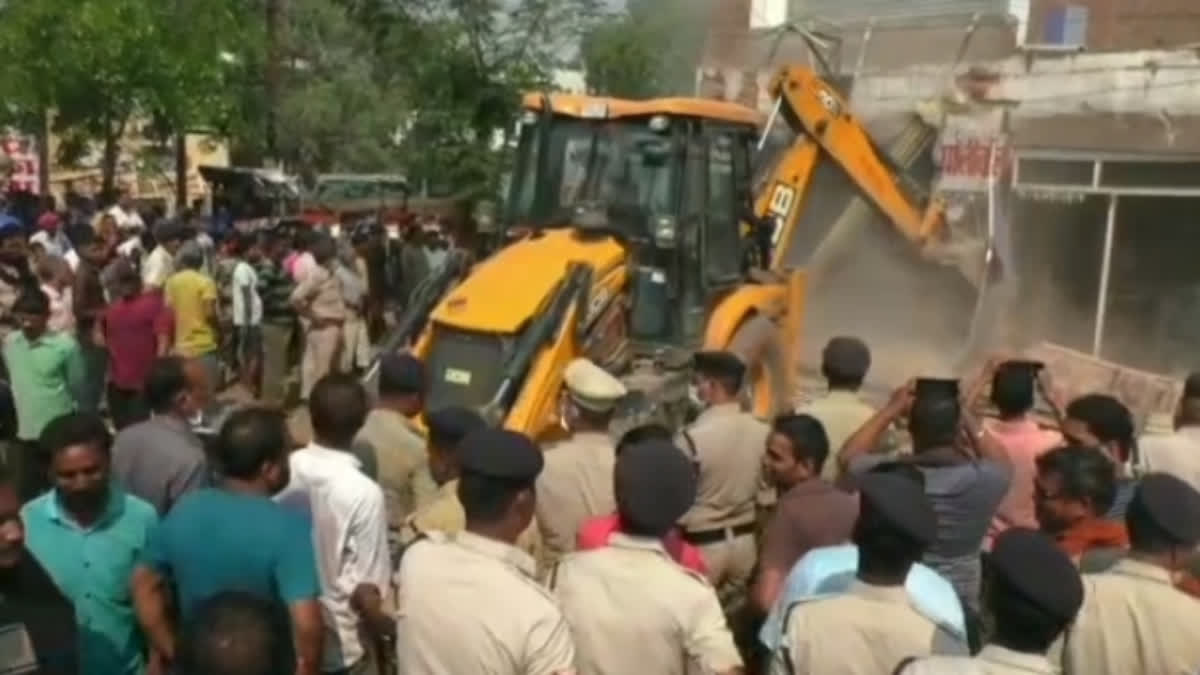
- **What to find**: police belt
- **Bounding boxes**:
[683,521,756,545]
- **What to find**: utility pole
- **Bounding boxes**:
[265,0,286,167]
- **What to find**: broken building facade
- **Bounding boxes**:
[699,0,1200,375]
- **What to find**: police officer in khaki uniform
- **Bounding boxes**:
[897,528,1083,675]
[400,408,544,566]
[1059,472,1200,675]
[290,233,345,400]
[677,351,768,601]
[769,471,967,675]
[799,337,896,480]
[536,358,625,566]
[552,438,744,675]
[395,428,575,675]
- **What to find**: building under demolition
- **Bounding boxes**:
[698,0,1200,379]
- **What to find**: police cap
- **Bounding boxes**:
[426,406,486,453]
[564,358,627,413]
[379,353,426,396]
[857,471,936,545]
[693,351,746,382]
[614,439,697,535]
[990,528,1083,622]
[1131,472,1200,546]
[458,428,544,482]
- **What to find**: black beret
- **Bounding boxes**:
[458,428,544,481]
[379,353,426,394]
[1132,473,1200,545]
[614,439,697,534]
[426,406,486,452]
[822,336,870,373]
[990,528,1083,622]
[693,351,746,381]
[858,472,935,545]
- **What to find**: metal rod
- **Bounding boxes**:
[1093,194,1118,356]
[758,96,783,152]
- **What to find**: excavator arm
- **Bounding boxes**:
[756,64,946,274]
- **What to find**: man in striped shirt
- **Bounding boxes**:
[255,229,297,407]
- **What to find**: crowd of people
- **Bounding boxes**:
[0,325,1197,674]
[2,192,1200,674]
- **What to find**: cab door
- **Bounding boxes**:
[703,129,747,291]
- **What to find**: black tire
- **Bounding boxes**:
[727,313,791,418]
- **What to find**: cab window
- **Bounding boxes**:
[705,132,743,284]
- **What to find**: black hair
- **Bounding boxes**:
[310,234,337,262]
[426,407,486,454]
[991,364,1035,417]
[457,472,529,524]
[708,371,742,397]
[908,397,960,450]
[1066,394,1135,463]
[216,408,289,480]
[12,287,49,317]
[852,496,928,580]
[308,374,369,447]
[177,591,290,675]
[39,412,112,458]
[1035,444,1117,516]
[772,413,830,473]
[1125,487,1178,554]
[178,245,204,270]
[821,337,871,390]
[144,357,189,414]
[987,574,1071,653]
[616,423,673,456]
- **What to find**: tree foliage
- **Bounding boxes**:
[582,0,714,99]
[0,0,246,194]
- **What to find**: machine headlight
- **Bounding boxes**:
[653,215,678,248]
[648,114,670,132]
[520,110,539,126]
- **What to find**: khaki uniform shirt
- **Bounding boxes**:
[1059,558,1200,675]
[898,645,1059,674]
[396,530,575,675]
[551,533,742,675]
[401,479,544,567]
[677,402,769,532]
[768,581,968,675]
[290,263,346,322]
[536,431,617,565]
[354,408,438,530]
[799,390,896,481]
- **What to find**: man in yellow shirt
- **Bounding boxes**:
[164,243,220,397]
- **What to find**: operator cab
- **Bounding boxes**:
[504,94,762,353]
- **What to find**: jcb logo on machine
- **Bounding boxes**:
[768,183,795,219]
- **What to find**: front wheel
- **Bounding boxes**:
[726,314,791,419]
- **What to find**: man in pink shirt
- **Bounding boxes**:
[982,361,1063,548]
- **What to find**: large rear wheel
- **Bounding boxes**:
[727,314,791,419]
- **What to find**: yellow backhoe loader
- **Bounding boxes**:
[373,64,974,440]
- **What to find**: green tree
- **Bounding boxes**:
[0,0,247,197]
[383,0,604,196]
[582,0,715,99]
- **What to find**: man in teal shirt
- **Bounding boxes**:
[22,412,158,675]
[4,288,85,499]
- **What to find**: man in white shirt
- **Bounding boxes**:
[107,190,145,234]
[277,374,392,675]
[1140,374,1200,494]
[142,222,185,291]
[231,231,264,393]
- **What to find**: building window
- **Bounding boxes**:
[1043,5,1088,47]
